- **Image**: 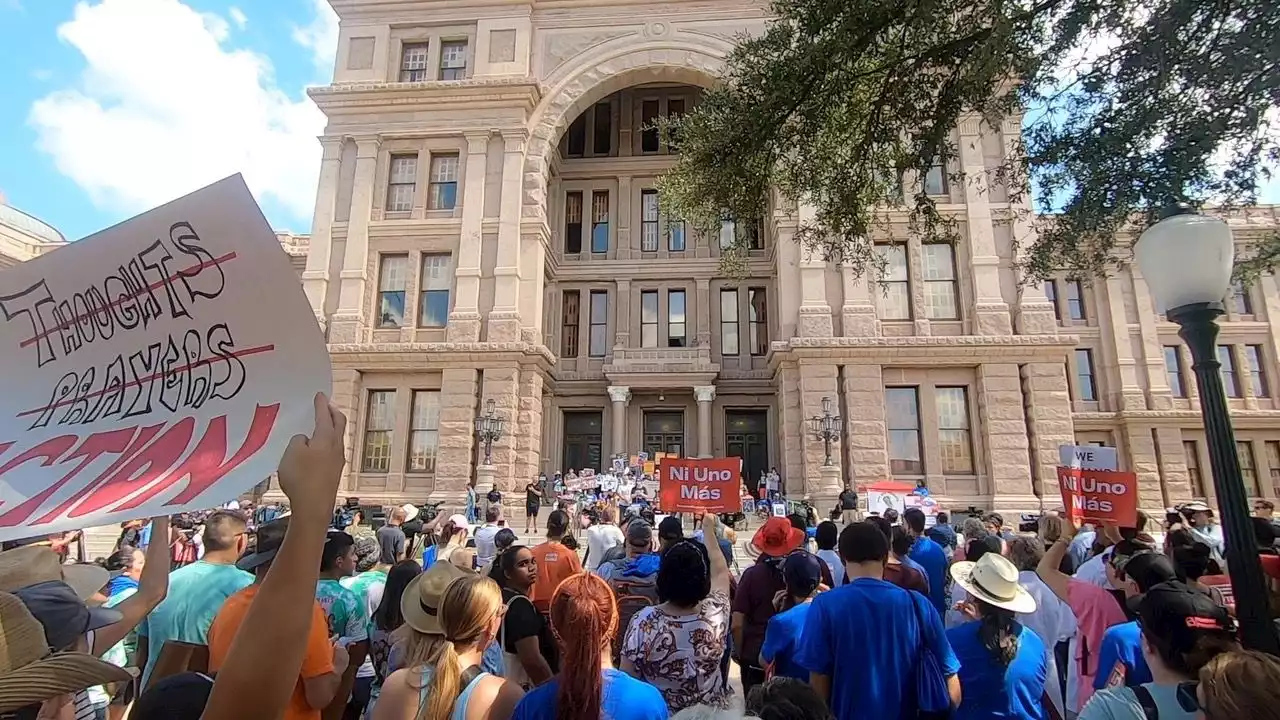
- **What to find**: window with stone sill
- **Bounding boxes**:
[886,387,924,475]
[641,189,660,252]
[720,288,739,356]
[936,386,973,474]
[640,290,659,348]
[749,287,769,356]
[1184,440,1207,497]
[427,154,458,210]
[923,162,948,196]
[641,99,660,154]
[1065,279,1086,321]
[1165,346,1186,397]
[668,219,686,252]
[719,217,763,251]
[922,243,959,320]
[1238,440,1261,496]
[1266,441,1280,497]
[591,191,609,254]
[386,155,417,212]
[1247,344,1269,397]
[1074,348,1097,402]
[377,254,409,328]
[589,290,608,357]
[1044,280,1061,322]
[593,101,612,156]
[439,40,467,80]
[564,192,583,254]
[407,390,441,473]
[668,289,687,347]
[562,290,580,358]
[362,390,396,472]
[1230,279,1254,315]
[875,244,911,320]
[1218,345,1240,397]
[667,98,686,152]
[418,254,452,328]
[400,42,429,82]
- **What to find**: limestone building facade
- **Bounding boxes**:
[299,0,1280,513]
[0,193,65,269]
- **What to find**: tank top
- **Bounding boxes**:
[416,666,488,720]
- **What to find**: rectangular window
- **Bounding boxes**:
[923,162,947,195]
[362,390,395,472]
[439,40,467,80]
[668,218,686,252]
[588,290,608,357]
[1231,280,1254,315]
[876,167,903,201]
[592,102,611,155]
[1075,348,1097,401]
[377,254,409,328]
[720,289,739,356]
[667,98,685,150]
[406,391,441,473]
[922,243,959,319]
[668,289,686,348]
[1238,440,1260,496]
[640,290,659,348]
[566,115,586,157]
[1044,280,1061,321]
[640,189,659,252]
[1219,345,1240,397]
[386,155,417,212]
[564,192,583,253]
[876,244,911,320]
[561,290,580,358]
[399,42,429,82]
[1184,440,1206,497]
[1165,346,1186,397]
[1066,280,1086,321]
[719,218,735,250]
[936,387,973,474]
[427,154,459,210]
[1246,345,1268,397]
[1266,441,1280,498]
[749,287,769,356]
[417,254,451,327]
[591,191,609,253]
[886,387,923,475]
[641,99,660,153]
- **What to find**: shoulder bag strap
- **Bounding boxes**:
[459,664,483,691]
[1131,685,1160,720]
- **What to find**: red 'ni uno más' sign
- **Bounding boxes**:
[658,457,741,513]
[1056,467,1138,526]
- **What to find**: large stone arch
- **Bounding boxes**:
[521,34,732,221]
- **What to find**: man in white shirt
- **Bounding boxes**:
[584,506,625,571]
[473,505,504,568]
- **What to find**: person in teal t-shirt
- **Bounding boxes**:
[136,511,252,688]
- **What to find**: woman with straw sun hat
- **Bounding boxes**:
[945,552,1049,720]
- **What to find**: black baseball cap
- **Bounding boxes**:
[1135,580,1235,652]
[1122,552,1178,592]
[238,516,289,571]
[658,516,684,542]
[131,672,214,720]
[782,551,823,596]
[14,581,122,651]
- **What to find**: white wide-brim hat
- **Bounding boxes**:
[949,552,1037,614]
[401,504,420,522]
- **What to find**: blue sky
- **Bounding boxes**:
[0,0,337,240]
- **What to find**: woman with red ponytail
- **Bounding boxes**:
[510,573,668,720]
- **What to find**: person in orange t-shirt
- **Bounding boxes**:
[207,518,347,720]
[529,510,582,613]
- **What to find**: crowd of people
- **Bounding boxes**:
[3,395,1280,719]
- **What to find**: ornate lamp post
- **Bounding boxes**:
[807,396,842,466]
[474,399,505,466]
[1135,203,1279,654]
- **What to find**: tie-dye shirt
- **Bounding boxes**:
[316,578,369,644]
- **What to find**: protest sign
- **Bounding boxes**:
[0,175,332,541]
[658,457,740,512]
[1056,467,1138,526]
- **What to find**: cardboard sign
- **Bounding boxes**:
[1057,467,1138,526]
[1059,444,1118,471]
[657,457,740,512]
[0,176,331,541]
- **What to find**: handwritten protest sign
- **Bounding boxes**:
[658,457,740,513]
[0,175,332,541]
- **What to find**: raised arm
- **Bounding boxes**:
[201,393,347,720]
[1037,515,1076,603]
[93,515,170,655]
[701,514,730,596]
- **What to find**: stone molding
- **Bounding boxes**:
[693,385,716,403]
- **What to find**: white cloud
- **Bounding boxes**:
[29,0,325,227]
[228,6,246,29]
[292,0,338,75]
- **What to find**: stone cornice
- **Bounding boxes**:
[309,79,542,114]
[769,334,1078,369]
[1074,410,1280,424]
[328,340,557,369]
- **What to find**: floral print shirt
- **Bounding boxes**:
[621,589,731,712]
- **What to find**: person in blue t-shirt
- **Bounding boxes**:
[947,552,1048,720]
[905,508,949,615]
[761,550,824,680]
[796,522,960,720]
[1093,551,1179,691]
[512,572,667,720]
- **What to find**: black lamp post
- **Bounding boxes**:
[1135,203,1280,654]
[807,396,842,466]
[474,399,505,466]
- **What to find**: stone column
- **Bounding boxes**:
[435,368,479,499]
[797,202,834,337]
[694,386,715,458]
[448,132,491,343]
[514,370,544,486]
[302,136,343,328]
[330,135,380,344]
[1021,363,1075,505]
[695,278,711,348]
[958,115,1012,335]
[607,386,630,461]
[798,364,840,495]
[1120,425,1165,514]
[777,363,805,492]
[1001,116,1058,336]
[977,363,1035,508]
[489,132,526,343]
[1130,266,1174,409]
[1153,426,1193,506]
[842,364,889,488]
[480,367,521,491]
[1100,274,1147,410]
[614,279,631,350]
[840,265,880,337]
[331,367,362,492]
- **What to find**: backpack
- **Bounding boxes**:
[606,561,660,660]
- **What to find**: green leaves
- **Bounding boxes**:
[659,0,1280,281]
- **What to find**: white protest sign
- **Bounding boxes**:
[1058,444,1118,471]
[0,175,332,541]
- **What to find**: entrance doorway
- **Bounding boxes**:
[563,411,602,472]
[644,411,685,458]
[726,410,768,490]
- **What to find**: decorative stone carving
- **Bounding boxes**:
[642,21,671,39]
[694,385,716,403]
[543,30,634,74]
[607,386,632,404]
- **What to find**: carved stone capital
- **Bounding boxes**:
[607,385,632,404]
[694,385,716,404]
